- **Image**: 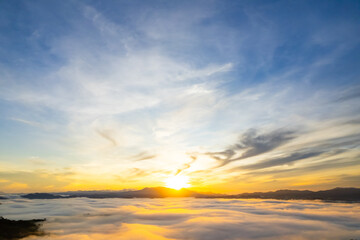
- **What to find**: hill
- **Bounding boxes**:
[228,187,360,201]
[21,187,360,201]
[0,217,45,239]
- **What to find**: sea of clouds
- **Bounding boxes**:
[0,197,359,240]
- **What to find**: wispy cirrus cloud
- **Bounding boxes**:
[205,129,297,168]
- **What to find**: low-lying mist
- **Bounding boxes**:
[1,197,359,239]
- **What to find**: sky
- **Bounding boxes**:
[0,0,359,193]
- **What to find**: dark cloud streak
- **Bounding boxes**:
[335,85,360,102]
[130,151,157,161]
[96,129,117,147]
[206,129,296,168]
[237,151,325,171]
[239,156,360,178]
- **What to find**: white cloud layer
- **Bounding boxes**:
[0,198,359,240]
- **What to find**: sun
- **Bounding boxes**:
[165,175,190,190]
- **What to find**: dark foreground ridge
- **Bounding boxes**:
[21,187,360,201]
[0,217,45,240]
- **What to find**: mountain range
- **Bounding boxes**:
[20,187,360,201]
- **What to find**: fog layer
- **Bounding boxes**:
[0,198,359,239]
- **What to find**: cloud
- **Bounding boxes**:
[233,129,296,159]
[1,198,360,240]
[96,129,117,147]
[10,118,41,128]
[175,156,197,176]
[130,152,157,161]
[238,151,325,170]
[206,129,296,168]
[245,155,360,178]
[335,85,360,102]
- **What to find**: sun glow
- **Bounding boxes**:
[165,175,190,190]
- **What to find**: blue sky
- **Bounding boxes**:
[0,0,359,193]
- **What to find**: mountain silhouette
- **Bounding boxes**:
[22,187,208,199]
[21,187,360,201]
[228,187,360,201]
